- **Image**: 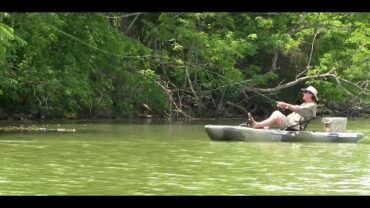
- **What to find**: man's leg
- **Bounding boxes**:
[249,111,286,128]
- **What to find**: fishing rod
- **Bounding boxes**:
[247,88,277,104]
[249,89,289,116]
[226,88,286,126]
[247,88,288,115]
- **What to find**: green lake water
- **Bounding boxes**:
[0,118,369,195]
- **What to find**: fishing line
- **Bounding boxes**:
[51,25,279,102]
[245,87,277,104]
[51,26,149,58]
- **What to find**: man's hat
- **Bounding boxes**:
[301,86,318,101]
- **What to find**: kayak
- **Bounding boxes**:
[204,125,364,143]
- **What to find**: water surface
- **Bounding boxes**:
[0,118,369,195]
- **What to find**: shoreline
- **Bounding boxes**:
[0,114,369,125]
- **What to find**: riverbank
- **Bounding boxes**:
[0,112,369,128]
[0,105,369,124]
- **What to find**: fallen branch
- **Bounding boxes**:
[337,77,369,95]
[245,70,369,96]
[245,70,328,93]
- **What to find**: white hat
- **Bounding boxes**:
[301,86,318,101]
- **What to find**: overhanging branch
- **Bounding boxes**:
[245,70,369,96]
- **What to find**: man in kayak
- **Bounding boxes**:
[248,86,318,130]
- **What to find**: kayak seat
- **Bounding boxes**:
[284,117,317,131]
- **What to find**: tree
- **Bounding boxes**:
[0,12,369,120]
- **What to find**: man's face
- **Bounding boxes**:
[303,90,313,101]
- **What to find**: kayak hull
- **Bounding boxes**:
[204,125,363,143]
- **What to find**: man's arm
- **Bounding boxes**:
[276,101,298,112]
[277,101,315,118]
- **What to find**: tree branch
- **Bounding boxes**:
[226,102,249,118]
[126,13,141,33]
[105,12,146,19]
[245,70,369,96]
[296,23,321,79]
[271,50,279,71]
[155,80,191,119]
[185,66,200,102]
[337,77,369,95]
[246,70,335,93]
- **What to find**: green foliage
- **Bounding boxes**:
[0,13,164,118]
[0,12,369,119]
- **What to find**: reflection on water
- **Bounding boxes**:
[0,118,369,195]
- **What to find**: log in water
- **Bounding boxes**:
[0,126,76,132]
